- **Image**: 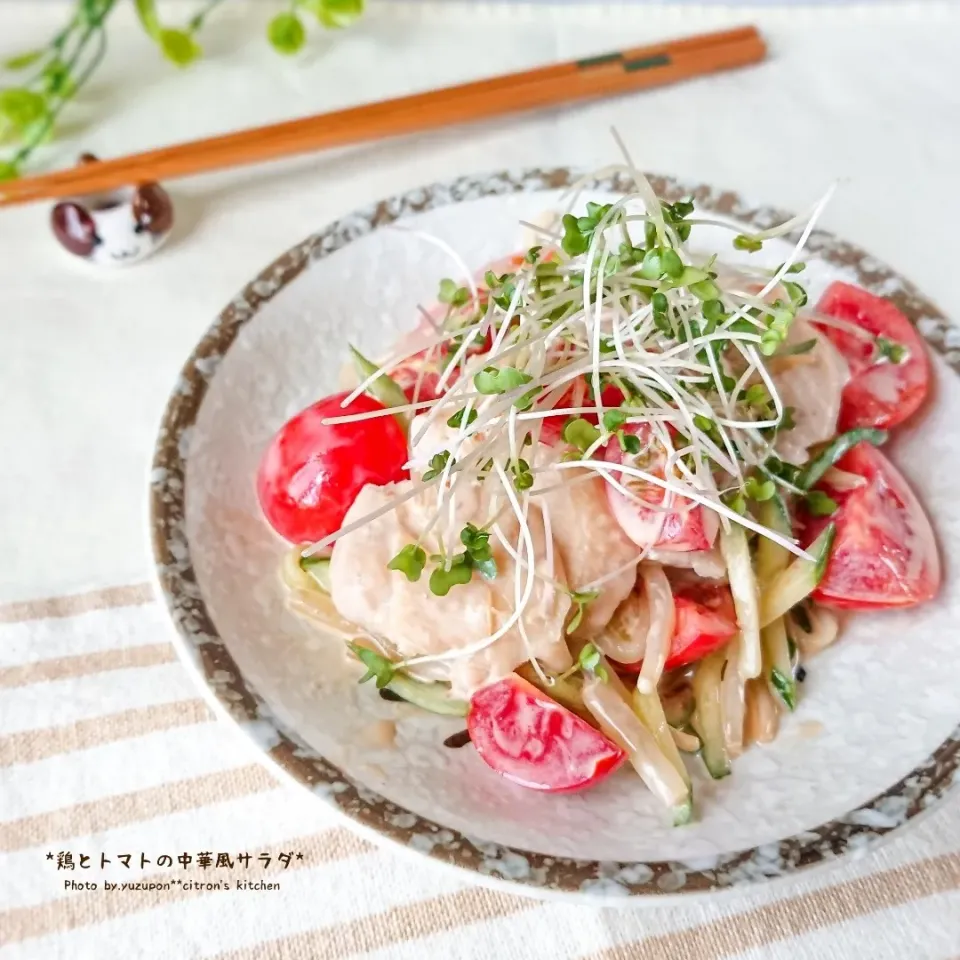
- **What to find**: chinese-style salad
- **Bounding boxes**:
[256,161,939,825]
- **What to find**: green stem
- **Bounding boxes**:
[13,19,109,166]
[188,0,228,31]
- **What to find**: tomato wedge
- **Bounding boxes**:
[467,675,626,793]
[812,282,931,431]
[603,424,718,552]
[801,442,940,609]
[257,391,409,543]
[613,584,738,673]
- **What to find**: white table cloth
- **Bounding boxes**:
[3,2,960,957]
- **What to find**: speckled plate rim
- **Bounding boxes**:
[149,167,960,900]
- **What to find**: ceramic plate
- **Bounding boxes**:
[150,169,960,899]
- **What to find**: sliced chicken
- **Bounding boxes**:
[534,462,640,638]
[328,479,572,699]
[769,316,850,465]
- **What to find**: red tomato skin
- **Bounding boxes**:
[256,392,409,543]
[801,443,940,610]
[603,423,718,552]
[813,282,931,431]
[538,380,625,446]
[614,584,738,673]
[467,676,626,793]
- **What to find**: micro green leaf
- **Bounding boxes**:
[438,277,470,307]
[770,666,796,711]
[876,336,907,364]
[473,366,533,395]
[387,544,426,582]
[447,407,478,429]
[618,430,641,455]
[561,213,589,256]
[661,248,684,279]
[743,476,776,502]
[421,450,451,482]
[733,234,763,252]
[575,639,609,680]
[348,642,396,689]
[561,417,601,453]
[602,409,628,432]
[429,554,474,596]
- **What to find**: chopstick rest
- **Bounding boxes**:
[49,153,174,267]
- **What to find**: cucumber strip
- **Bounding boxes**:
[797,428,887,490]
[719,523,761,680]
[691,651,730,779]
[761,616,795,711]
[299,556,332,592]
[759,525,836,628]
[633,688,694,825]
[755,494,791,584]
[582,673,691,817]
[633,688,691,788]
[349,345,410,430]
[662,684,694,729]
[386,673,468,717]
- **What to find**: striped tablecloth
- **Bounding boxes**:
[3,3,960,957]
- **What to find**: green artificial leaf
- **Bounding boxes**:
[473,365,532,396]
[3,50,44,71]
[0,88,47,130]
[348,642,396,688]
[134,0,162,37]
[309,0,365,29]
[159,28,202,66]
[41,60,74,98]
[387,544,426,582]
[267,13,306,55]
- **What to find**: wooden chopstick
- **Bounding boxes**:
[0,26,765,208]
